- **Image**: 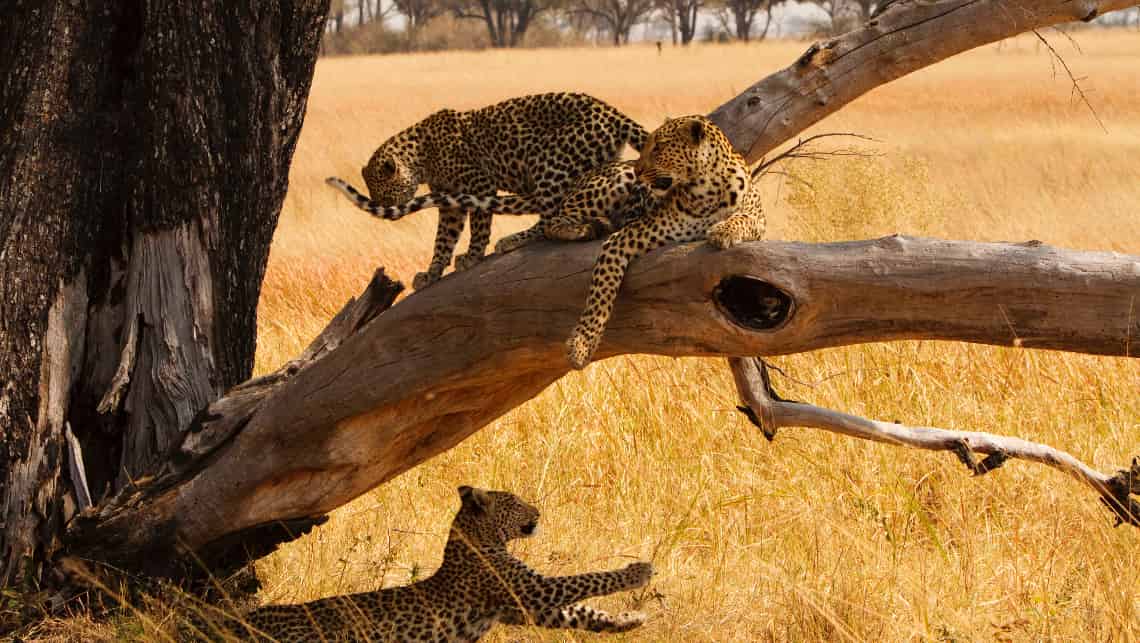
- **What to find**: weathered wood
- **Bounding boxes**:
[0,0,330,596]
[709,0,1140,159]
[64,237,1140,574]
[730,357,1139,527]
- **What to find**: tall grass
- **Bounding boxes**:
[38,31,1140,642]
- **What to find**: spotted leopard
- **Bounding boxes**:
[327,160,654,258]
[333,93,647,290]
[182,486,652,642]
[565,115,766,369]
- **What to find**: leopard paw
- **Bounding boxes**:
[610,611,647,632]
[494,234,528,254]
[565,330,597,370]
[706,221,742,250]
[453,251,483,272]
[412,270,440,291]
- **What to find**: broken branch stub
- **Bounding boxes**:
[729,357,1140,528]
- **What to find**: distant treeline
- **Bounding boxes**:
[320,1,1140,55]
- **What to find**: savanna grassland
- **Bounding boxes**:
[45,31,1140,642]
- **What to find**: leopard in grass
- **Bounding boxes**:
[327,159,655,259]
[329,92,647,290]
[182,486,652,642]
[565,115,767,369]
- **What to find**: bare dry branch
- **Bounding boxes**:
[1031,29,1108,133]
[752,132,879,179]
[729,356,1140,527]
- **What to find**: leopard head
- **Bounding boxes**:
[634,116,716,196]
[361,148,417,206]
[450,486,540,548]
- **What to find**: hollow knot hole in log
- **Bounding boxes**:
[713,276,793,331]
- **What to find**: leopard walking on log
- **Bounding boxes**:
[180,486,653,642]
[327,160,656,258]
[328,93,647,290]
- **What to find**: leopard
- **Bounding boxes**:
[181,486,653,642]
[326,159,655,260]
[565,115,767,369]
[332,92,647,290]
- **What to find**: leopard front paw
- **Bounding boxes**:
[453,251,483,272]
[494,234,527,254]
[565,330,597,370]
[412,270,441,290]
[610,611,647,633]
[706,221,743,250]
[545,223,596,242]
[623,561,654,589]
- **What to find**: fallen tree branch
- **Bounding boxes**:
[729,356,1140,527]
[62,236,1140,576]
[709,0,1139,159]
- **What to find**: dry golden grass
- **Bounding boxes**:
[59,31,1140,642]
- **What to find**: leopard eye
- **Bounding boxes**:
[651,177,673,191]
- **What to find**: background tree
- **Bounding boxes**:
[394,0,444,31]
[330,0,347,30]
[713,0,780,41]
[806,0,877,34]
[449,0,560,46]
[570,0,656,44]
[656,0,703,45]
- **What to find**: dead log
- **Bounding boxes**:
[63,236,1140,577]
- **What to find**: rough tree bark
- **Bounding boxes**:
[1,0,1137,619]
[0,0,329,606]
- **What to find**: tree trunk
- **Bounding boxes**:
[681,1,698,43]
[0,0,328,601]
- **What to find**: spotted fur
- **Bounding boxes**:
[327,160,655,262]
[334,93,647,290]
[183,487,652,642]
[566,116,766,369]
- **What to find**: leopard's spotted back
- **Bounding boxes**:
[565,116,767,369]
[327,160,655,257]
[331,93,647,290]
[181,487,652,642]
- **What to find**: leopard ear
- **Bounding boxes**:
[380,158,397,177]
[458,486,490,511]
[686,118,706,145]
